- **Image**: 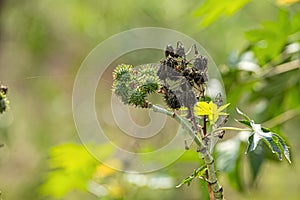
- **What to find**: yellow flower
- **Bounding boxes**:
[108,183,124,198]
[194,101,230,123]
[94,159,121,178]
[277,0,300,5]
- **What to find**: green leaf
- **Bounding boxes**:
[236,108,251,121]
[248,146,264,184]
[236,120,251,128]
[245,121,291,163]
[216,136,244,191]
[244,9,298,65]
[176,166,207,188]
[236,109,292,164]
[271,133,291,163]
[194,0,251,27]
[246,133,255,153]
[40,143,99,197]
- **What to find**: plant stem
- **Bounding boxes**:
[150,104,224,199]
[150,104,204,146]
[263,106,300,128]
[262,59,299,78]
[203,116,214,200]
[213,127,251,132]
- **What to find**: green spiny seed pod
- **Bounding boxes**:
[114,82,131,104]
[112,64,133,82]
[129,89,146,107]
[113,64,160,108]
[139,82,159,94]
[112,64,134,105]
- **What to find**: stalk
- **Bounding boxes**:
[150,104,224,200]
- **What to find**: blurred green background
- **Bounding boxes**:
[0,0,299,199]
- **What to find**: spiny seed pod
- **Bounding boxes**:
[129,89,146,107]
[159,86,181,109]
[112,64,133,82]
[113,64,159,108]
[194,55,208,72]
[139,82,159,94]
[0,92,9,114]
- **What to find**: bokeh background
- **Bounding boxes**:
[0,0,299,199]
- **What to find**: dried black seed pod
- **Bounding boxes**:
[175,41,186,58]
[214,93,223,107]
[165,44,175,58]
[194,55,208,72]
[158,42,208,108]
[157,62,168,81]
[159,86,181,109]
[179,82,196,106]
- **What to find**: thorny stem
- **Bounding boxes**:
[150,104,224,200]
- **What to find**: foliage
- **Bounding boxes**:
[236,108,291,163]
[1,0,299,200]
[40,143,99,197]
[215,134,244,191]
[194,0,251,27]
[245,9,300,65]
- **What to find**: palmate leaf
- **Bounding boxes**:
[236,108,291,163]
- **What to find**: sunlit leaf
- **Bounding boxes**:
[40,143,98,197]
[194,0,251,27]
[277,0,300,6]
[245,9,299,65]
[40,143,115,197]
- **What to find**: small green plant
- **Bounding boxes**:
[0,83,9,200]
[112,42,291,200]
